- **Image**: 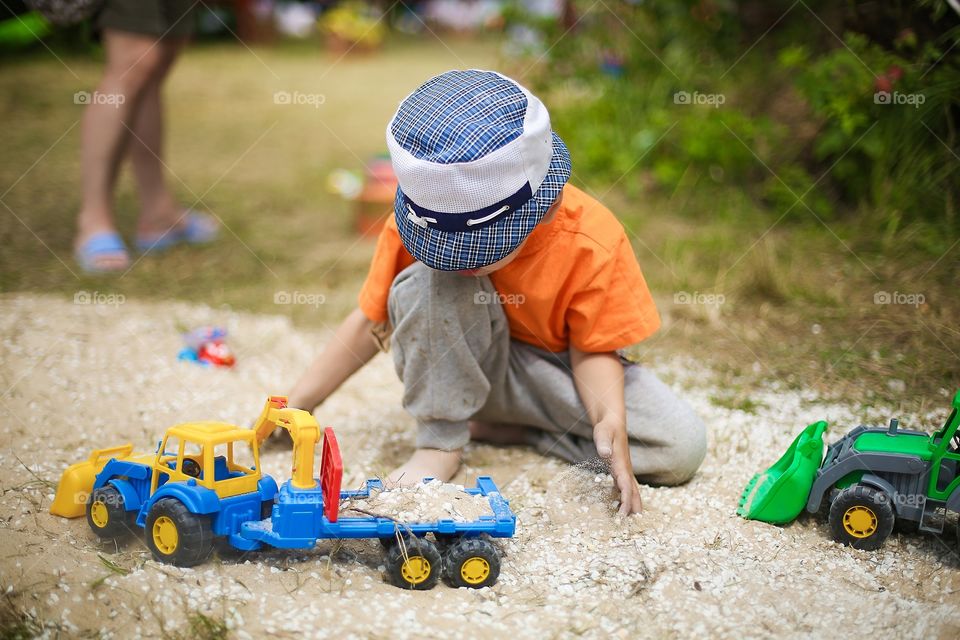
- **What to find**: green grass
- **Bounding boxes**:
[0,36,501,326]
[167,613,229,640]
[611,182,959,412]
[1,34,957,414]
[0,591,44,640]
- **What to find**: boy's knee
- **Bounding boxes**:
[663,410,707,484]
[632,404,707,486]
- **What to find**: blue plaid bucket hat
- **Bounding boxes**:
[386,69,571,271]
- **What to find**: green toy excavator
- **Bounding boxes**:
[738,390,960,551]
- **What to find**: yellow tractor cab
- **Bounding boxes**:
[151,422,263,500]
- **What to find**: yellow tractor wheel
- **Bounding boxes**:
[384,537,441,590]
[828,485,895,551]
[145,498,213,567]
[442,536,501,589]
[85,486,132,540]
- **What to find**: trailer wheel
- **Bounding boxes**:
[443,537,501,589]
[829,485,895,551]
[86,486,133,540]
[145,498,213,567]
[384,537,441,590]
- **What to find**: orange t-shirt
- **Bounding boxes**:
[357,184,661,353]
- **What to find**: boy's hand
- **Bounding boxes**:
[594,417,643,516]
[569,347,642,517]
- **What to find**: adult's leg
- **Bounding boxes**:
[75,29,173,268]
[128,37,190,239]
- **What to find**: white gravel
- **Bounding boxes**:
[0,293,958,639]
[343,479,493,523]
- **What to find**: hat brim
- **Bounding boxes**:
[395,132,571,272]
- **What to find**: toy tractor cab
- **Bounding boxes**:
[929,404,960,495]
[151,423,262,499]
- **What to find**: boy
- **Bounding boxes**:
[287,70,706,515]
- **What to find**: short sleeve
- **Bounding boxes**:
[565,234,661,352]
[358,218,416,323]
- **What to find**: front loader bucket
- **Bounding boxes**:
[737,421,827,524]
[50,444,135,518]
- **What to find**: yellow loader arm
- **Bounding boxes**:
[253,396,321,490]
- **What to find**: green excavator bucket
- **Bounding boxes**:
[737,420,828,524]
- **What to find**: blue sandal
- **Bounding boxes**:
[74,231,131,274]
[135,210,219,253]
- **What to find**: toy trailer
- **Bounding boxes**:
[238,425,517,589]
[51,397,517,590]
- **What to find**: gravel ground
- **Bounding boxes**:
[1,293,958,639]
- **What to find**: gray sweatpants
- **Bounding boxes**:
[387,263,707,485]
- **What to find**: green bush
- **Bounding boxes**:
[516,0,960,243]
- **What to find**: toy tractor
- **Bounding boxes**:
[51,396,516,589]
[739,390,960,551]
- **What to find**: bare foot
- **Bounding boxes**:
[468,420,535,445]
[386,449,462,487]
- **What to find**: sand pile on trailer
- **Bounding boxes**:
[341,479,493,522]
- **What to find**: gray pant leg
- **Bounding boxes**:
[477,344,707,486]
[387,263,510,451]
[387,262,707,483]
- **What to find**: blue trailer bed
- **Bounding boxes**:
[239,475,516,550]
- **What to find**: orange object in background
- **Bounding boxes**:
[355,158,398,237]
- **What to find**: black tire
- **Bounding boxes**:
[443,536,501,589]
[384,537,441,590]
[145,498,213,567]
[828,485,895,551]
[86,485,133,540]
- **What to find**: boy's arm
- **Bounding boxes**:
[287,307,382,412]
[569,347,643,516]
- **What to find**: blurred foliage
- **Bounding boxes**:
[516,0,960,249]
